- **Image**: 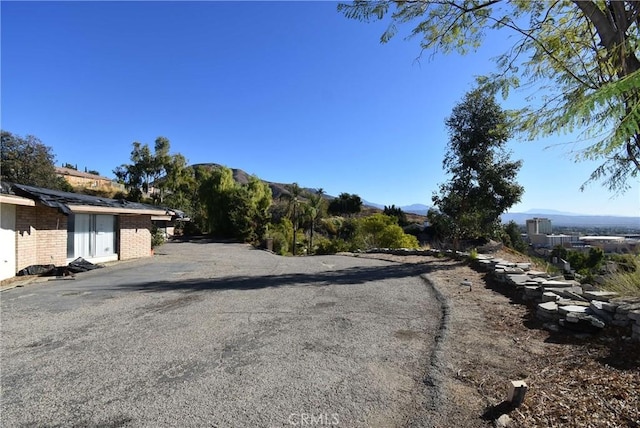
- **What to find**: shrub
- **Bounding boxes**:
[315,238,354,255]
[151,226,166,249]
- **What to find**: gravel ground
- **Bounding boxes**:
[1,241,444,427]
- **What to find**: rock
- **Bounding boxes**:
[543,322,560,332]
[557,300,591,307]
[537,302,559,321]
[612,318,630,327]
[507,274,530,285]
[561,312,606,331]
[628,310,640,322]
[616,302,640,315]
[589,301,614,323]
[583,290,619,301]
[494,412,512,427]
[558,305,589,316]
[542,287,584,299]
[542,292,561,302]
[541,280,575,288]
[538,301,559,313]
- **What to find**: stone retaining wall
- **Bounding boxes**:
[364,248,640,342]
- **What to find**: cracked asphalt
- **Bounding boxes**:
[1,240,442,427]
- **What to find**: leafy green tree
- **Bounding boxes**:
[432,88,524,247]
[114,137,175,203]
[383,204,408,227]
[199,166,272,242]
[502,221,527,253]
[199,166,237,237]
[327,192,363,216]
[338,1,640,193]
[62,163,77,170]
[551,245,569,262]
[1,130,72,191]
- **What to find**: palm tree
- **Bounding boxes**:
[306,188,326,254]
[280,183,304,255]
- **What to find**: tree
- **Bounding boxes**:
[114,137,180,203]
[431,88,524,247]
[383,204,408,227]
[199,166,237,237]
[199,165,272,242]
[280,183,305,255]
[338,1,640,193]
[327,193,363,217]
[303,189,327,254]
[1,130,72,191]
[502,220,527,253]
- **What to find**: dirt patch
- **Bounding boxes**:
[356,252,640,427]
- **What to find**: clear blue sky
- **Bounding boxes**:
[2,1,639,217]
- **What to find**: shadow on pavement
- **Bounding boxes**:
[112,259,459,293]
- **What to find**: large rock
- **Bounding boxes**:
[582,290,619,302]
[628,310,640,322]
[589,301,614,324]
[561,312,606,331]
[558,305,589,316]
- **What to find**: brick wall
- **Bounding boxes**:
[15,205,67,270]
[16,205,37,271]
[119,215,152,260]
[35,206,67,267]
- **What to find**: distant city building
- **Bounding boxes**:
[526,217,552,235]
[579,236,638,253]
[529,233,577,248]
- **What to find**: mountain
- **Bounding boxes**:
[521,208,580,216]
[400,204,431,216]
[501,212,640,228]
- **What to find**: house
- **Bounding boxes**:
[55,167,125,192]
[0,182,183,281]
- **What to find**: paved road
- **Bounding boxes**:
[1,241,441,427]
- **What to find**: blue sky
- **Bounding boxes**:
[2,1,639,217]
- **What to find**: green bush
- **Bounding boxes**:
[315,238,354,255]
[151,226,166,249]
[358,214,419,249]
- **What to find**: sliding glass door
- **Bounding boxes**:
[67,214,117,262]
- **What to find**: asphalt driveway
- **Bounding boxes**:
[1,240,442,427]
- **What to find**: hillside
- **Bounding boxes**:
[191,163,324,201]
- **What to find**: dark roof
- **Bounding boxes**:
[2,182,184,217]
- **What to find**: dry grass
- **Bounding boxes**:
[600,270,640,298]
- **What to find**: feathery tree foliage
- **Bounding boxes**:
[199,165,271,242]
[114,137,176,203]
[430,88,524,247]
[338,1,640,193]
[1,130,72,191]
